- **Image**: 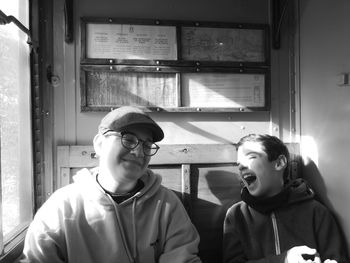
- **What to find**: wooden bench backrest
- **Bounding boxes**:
[56,143,300,263]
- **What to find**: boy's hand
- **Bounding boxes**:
[285,246,338,263]
[285,245,320,262]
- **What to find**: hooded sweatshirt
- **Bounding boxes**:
[21,168,201,263]
[223,179,349,263]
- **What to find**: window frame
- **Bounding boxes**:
[0,0,44,260]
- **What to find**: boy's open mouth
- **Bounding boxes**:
[242,173,257,186]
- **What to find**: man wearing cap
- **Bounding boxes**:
[21,106,202,263]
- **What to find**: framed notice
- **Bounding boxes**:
[80,66,179,111]
[81,18,178,63]
[182,73,266,108]
[86,23,177,60]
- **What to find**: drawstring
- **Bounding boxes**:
[110,195,136,263]
[132,198,138,262]
[96,173,140,263]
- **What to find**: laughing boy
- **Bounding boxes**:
[223,134,349,263]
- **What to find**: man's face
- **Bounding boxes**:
[97,126,153,184]
[237,141,284,198]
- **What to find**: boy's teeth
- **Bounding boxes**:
[243,173,256,185]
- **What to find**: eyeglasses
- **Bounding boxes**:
[102,130,160,156]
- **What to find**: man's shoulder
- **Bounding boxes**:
[43,169,97,208]
[157,184,182,200]
[40,183,84,212]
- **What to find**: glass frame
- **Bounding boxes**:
[80,17,270,112]
[103,130,160,156]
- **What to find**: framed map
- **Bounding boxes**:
[181,27,266,62]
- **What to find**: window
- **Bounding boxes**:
[0,0,33,258]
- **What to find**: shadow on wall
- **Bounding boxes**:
[190,168,241,263]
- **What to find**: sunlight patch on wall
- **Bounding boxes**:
[300,135,319,167]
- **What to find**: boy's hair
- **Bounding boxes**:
[236,134,290,183]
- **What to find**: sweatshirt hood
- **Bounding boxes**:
[287,178,315,204]
[72,168,163,263]
[72,167,162,206]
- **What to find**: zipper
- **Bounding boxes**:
[271,212,281,255]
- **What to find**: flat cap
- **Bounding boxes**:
[98,106,164,142]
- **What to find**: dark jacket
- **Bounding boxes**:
[223,179,349,263]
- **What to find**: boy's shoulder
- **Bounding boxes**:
[287,196,333,216]
[225,200,249,216]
